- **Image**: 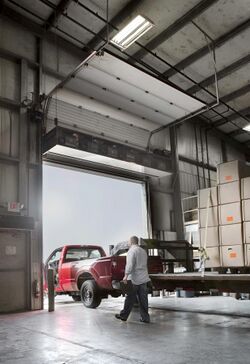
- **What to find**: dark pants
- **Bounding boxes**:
[120,282,150,322]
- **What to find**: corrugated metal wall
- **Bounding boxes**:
[177,122,245,199]
[0,108,19,157]
[0,20,42,312]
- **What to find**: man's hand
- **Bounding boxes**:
[123,275,128,284]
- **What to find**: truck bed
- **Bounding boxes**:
[150,273,250,293]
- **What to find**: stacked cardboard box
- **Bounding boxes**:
[198,187,220,268]
[198,161,250,269]
[217,161,250,267]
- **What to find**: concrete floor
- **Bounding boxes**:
[1,296,250,364]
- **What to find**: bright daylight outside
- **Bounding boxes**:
[43,163,148,260]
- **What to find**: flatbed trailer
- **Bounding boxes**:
[150,273,250,293]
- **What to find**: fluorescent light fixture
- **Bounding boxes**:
[243,124,250,132]
[111,15,154,50]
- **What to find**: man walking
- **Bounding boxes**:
[115,236,150,323]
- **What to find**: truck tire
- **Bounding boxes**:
[72,295,81,302]
[80,280,101,308]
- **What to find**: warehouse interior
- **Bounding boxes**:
[0,0,250,363]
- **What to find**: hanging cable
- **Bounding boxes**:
[194,124,201,190]
[106,0,109,44]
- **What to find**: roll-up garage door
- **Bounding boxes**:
[46,98,150,149]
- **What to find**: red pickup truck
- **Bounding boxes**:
[44,244,163,308]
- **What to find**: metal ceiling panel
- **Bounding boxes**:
[56,16,94,46]
[118,0,200,55]
[65,2,105,40]
[227,92,250,112]
[153,23,208,67]
[206,63,250,97]
[50,27,84,47]
[81,0,131,21]
[190,82,250,114]
[192,62,250,105]
[194,0,250,38]
[175,28,250,84]
[217,123,239,133]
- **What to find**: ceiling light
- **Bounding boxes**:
[111,15,154,50]
[243,124,250,132]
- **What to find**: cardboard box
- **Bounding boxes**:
[199,207,218,228]
[198,187,218,209]
[199,227,219,247]
[217,160,250,184]
[242,199,250,221]
[218,181,241,204]
[241,177,250,200]
[243,222,250,244]
[221,245,244,267]
[244,244,250,266]
[219,202,242,225]
[219,224,243,246]
[205,247,221,268]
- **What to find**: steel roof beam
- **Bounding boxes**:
[0,4,85,57]
[187,54,250,94]
[163,18,250,79]
[202,84,250,110]
[228,113,250,137]
[191,116,250,158]
[129,0,218,62]
[213,106,250,127]
[44,0,73,31]
[219,84,250,104]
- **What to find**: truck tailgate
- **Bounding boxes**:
[111,256,126,281]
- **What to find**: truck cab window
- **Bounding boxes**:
[88,249,102,259]
[64,248,102,262]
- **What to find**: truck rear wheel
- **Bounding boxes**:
[80,280,101,308]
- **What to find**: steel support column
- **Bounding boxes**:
[19,59,29,209]
[28,37,44,311]
[170,126,184,240]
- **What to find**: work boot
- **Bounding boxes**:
[115,314,127,321]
